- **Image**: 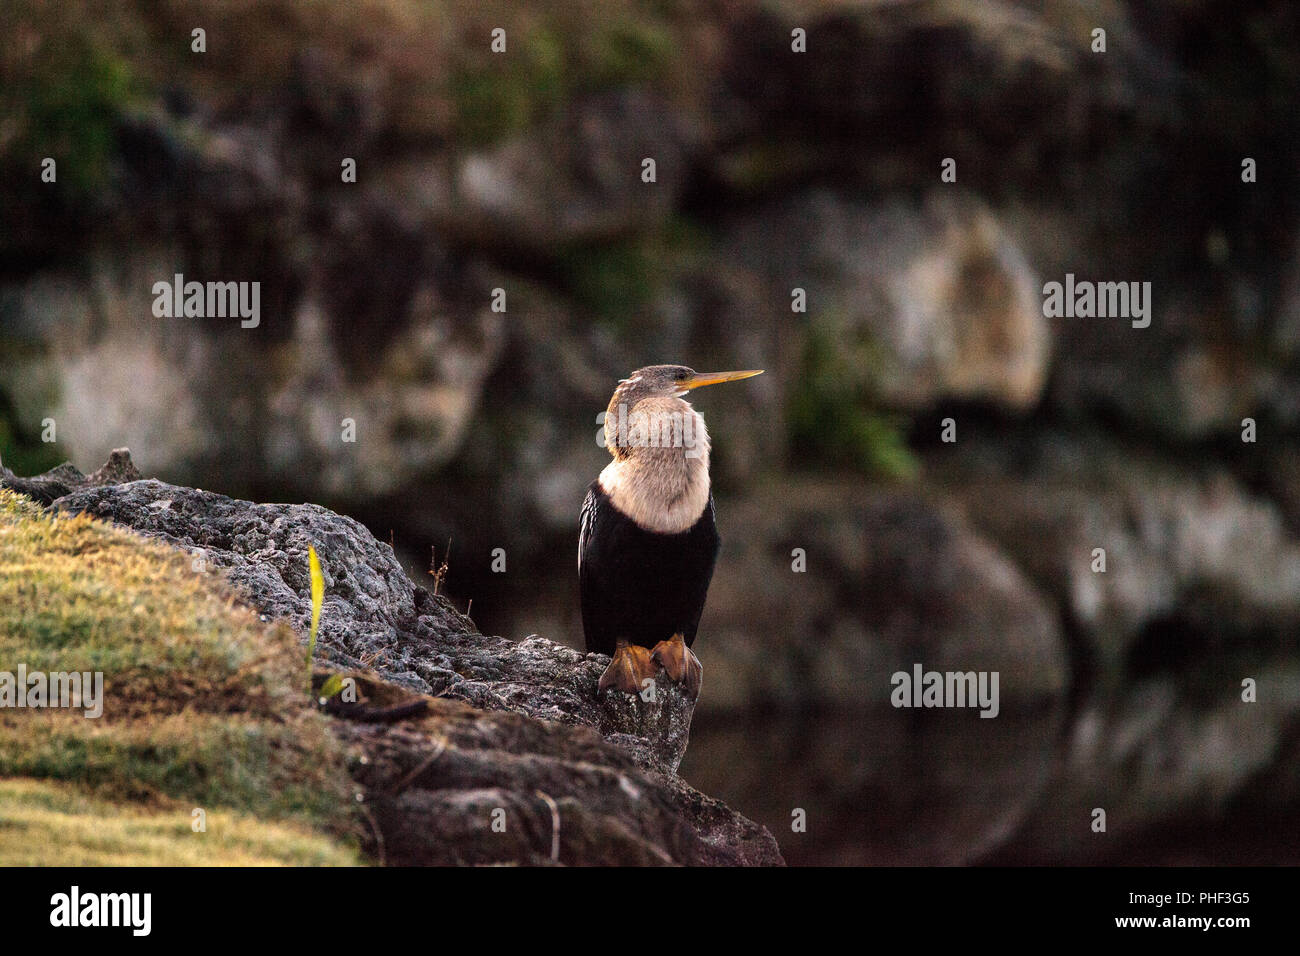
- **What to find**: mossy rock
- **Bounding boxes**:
[0,488,362,865]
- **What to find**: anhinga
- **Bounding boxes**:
[579,365,763,699]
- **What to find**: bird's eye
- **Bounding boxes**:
[674,370,688,381]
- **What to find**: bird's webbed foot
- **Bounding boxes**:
[650,633,702,701]
[598,642,657,697]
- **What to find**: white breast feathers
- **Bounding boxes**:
[599,398,711,534]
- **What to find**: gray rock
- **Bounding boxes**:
[721,190,1050,412]
[938,429,1300,862]
[21,451,774,864]
[444,90,697,251]
[335,681,776,866]
[46,455,699,772]
[1,446,142,505]
[952,433,1300,670]
[0,246,505,501]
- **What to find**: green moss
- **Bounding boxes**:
[0,488,361,864]
[561,241,659,325]
[452,26,568,147]
[789,327,918,480]
[451,11,681,147]
[0,417,64,479]
[558,216,707,327]
[2,8,138,193]
[579,17,676,90]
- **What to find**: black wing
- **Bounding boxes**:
[676,494,719,646]
[579,482,720,655]
[578,482,612,654]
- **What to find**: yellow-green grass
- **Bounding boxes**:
[0,488,362,865]
[0,779,357,866]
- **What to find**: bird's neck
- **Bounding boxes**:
[599,398,711,534]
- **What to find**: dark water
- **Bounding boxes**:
[680,706,1061,865]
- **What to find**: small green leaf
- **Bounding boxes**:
[318,673,345,701]
[306,545,324,670]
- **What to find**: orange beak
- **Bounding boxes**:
[680,369,764,391]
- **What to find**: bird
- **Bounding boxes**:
[579,364,763,700]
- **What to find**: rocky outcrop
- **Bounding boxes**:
[0,447,142,504]
[4,451,781,866]
[332,677,774,865]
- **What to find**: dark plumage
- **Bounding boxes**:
[579,482,719,657]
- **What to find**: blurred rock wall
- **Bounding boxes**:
[3,0,1299,863]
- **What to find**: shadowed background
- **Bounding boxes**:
[3,0,1300,864]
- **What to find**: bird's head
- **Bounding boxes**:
[604,365,763,460]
